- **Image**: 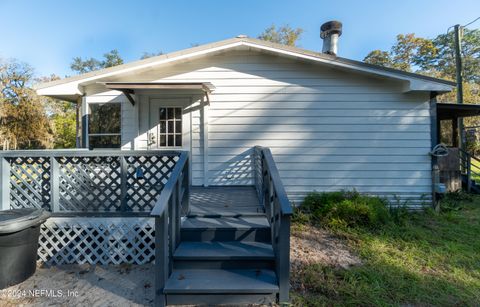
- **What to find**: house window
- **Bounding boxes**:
[159,107,182,147]
[88,103,121,148]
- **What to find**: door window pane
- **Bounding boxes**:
[167,135,174,146]
[160,135,166,146]
[160,121,166,133]
[175,135,182,147]
[159,108,167,120]
[158,107,182,147]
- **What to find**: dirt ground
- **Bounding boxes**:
[1,226,360,306]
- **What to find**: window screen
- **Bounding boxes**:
[88,103,121,148]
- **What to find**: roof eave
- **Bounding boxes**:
[35,37,455,96]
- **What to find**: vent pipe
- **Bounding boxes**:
[320,21,343,55]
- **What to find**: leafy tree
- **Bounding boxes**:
[103,49,124,68]
[70,49,124,74]
[50,101,77,148]
[364,29,479,82]
[258,24,303,46]
[364,33,436,72]
[36,75,77,148]
[0,59,53,149]
[417,28,480,83]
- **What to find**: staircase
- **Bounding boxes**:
[151,147,292,306]
[165,207,278,305]
[459,149,480,193]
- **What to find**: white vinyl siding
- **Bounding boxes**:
[84,50,432,207]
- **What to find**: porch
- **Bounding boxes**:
[0,147,292,306]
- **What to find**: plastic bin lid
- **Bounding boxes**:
[0,209,50,234]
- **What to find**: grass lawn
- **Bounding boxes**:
[291,195,480,306]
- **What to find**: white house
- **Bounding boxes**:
[36,33,454,208]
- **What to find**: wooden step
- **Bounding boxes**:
[174,241,275,260]
[173,241,275,269]
[189,186,264,217]
[164,269,278,305]
[181,216,271,242]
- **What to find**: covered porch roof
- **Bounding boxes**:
[437,103,480,120]
[102,82,216,105]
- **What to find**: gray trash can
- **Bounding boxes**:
[0,208,50,289]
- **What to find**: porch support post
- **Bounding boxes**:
[430,92,438,207]
[202,101,209,187]
[81,96,89,149]
[452,117,459,148]
[0,157,11,210]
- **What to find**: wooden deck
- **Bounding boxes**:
[189,186,265,217]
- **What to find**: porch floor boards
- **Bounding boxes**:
[188,186,265,217]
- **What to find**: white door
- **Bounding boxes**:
[148,98,191,151]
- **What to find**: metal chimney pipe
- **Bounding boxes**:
[320,21,343,55]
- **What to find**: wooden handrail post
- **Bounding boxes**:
[467,157,472,192]
[50,156,60,212]
[154,213,167,307]
[0,157,11,211]
[277,214,291,304]
[183,159,190,215]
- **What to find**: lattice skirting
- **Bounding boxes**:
[38,217,155,265]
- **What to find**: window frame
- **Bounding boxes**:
[87,102,122,149]
[158,106,183,148]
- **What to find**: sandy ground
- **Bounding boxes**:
[1,226,360,306]
[0,263,154,307]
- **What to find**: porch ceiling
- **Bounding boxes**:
[102,82,215,106]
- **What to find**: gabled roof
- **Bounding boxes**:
[36,36,455,101]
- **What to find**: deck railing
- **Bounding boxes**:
[150,151,190,307]
[0,150,181,215]
[254,146,292,304]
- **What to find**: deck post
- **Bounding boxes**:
[120,156,128,212]
[154,214,167,307]
[50,156,60,212]
[0,157,11,210]
[278,214,291,304]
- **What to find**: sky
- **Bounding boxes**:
[0,0,479,77]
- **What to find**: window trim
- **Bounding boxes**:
[87,102,122,149]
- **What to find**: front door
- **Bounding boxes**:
[148,98,191,151]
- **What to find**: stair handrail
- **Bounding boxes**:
[458,149,480,192]
[151,150,190,307]
[254,146,292,304]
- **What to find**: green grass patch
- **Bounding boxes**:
[292,192,480,306]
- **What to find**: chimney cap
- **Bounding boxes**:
[320,21,343,38]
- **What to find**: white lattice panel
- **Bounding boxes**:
[38,217,155,265]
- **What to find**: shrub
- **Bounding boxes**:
[439,191,473,212]
[298,191,391,229]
